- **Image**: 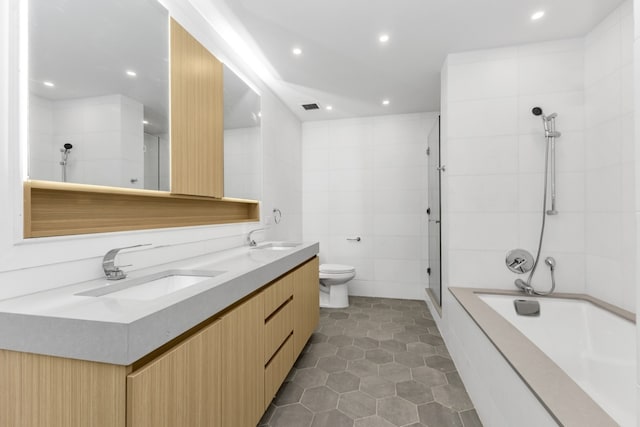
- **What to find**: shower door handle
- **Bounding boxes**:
[437,165,446,172]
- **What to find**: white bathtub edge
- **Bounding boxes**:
[441,287,622,427]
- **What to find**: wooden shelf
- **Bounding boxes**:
[24,181,259,238]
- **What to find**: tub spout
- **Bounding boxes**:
[515,279,534,295]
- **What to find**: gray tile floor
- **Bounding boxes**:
[259,296,483,427]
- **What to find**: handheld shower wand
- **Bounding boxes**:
[59,143,73,182]
[514,108,561,296]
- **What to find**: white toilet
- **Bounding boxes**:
[319,264,356,308]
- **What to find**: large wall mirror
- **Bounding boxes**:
[223,65,262,201]
[28,0,263,201]
[28,0,169,190]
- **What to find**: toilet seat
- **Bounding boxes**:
[320,264,355,274]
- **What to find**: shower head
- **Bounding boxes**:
[63,143,73,151]
[532,107,543,116]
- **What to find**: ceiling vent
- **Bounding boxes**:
[301,103,320,110]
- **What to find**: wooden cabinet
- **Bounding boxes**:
[293,256,320,356]
[126,320,221,427]
[0,257,319,427]
[220,290,265,427]
[0,350,127,427]
[170,18,224,198]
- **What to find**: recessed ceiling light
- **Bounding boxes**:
[126,70,137,77]
[292,47,302,56]
[326,105,333,111]
[43,81,54,87]
[379,34,390,43]
[142,120,149,125]
[382,99,390,106]
[531,10,545,20]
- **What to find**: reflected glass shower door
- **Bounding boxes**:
[427,117,442,306]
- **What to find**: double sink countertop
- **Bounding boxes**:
[0,242,319,365]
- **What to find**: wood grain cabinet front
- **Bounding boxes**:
[293,257,320,357]
[126,320,222,427]
[0,257,319,427]
[220,290,265,427]
[170,18,224,198]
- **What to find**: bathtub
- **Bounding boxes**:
[445,288,636,427]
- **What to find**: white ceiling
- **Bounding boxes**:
[213,0,626,121]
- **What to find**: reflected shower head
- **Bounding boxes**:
[63,143,73,151]
[532,107,543,116]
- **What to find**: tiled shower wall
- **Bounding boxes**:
[584,1,635,311]
[29,94,145,189]
[443,38,587,295]
[441,0,635,312]
[302,113,438,300]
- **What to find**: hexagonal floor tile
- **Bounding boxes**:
[419,334,445,346]
[396,380,434,405]
[367,329,394,341]
[293,368,328,389]
[328,335,355,347]
[300,386,339,413]
[365,348,394,364]
[417,402,463,427]
[273,381,304,406]
[394,351,426,368]
[425,355,457,373]
[379,339,407,353]
[337,391,377,419]
[378,362,411,383]
[354,415,395,427]
[308,342,339,358]
[311,409,354,427]
[377,396,419,426]
[359,375,395,399]
[393,331,421,344]
[347,359,379,377]
[433,384,474,411]
[329,312,350,320]
[295,352,320,369]
[317,356,348,373]
[320,325,346,337]
[411,366,447,387]
[326,371,360,393]
[337,345,365,361]
[269,403,313,427]
[353,336,379,350]
[406,342,436,356]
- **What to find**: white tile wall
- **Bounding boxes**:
[585,1,636,312]
[30,94,145,188]
[441,1,635,309]
[302,113,438,300]
[224,126,262,200]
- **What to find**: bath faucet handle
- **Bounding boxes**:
[102,244,151,280]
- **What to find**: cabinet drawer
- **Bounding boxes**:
[263,274,293,318]
[264,300,293,364]
[264,335,294,409]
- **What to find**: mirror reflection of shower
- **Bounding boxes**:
[59,143,73,182]
[513,107,560,296]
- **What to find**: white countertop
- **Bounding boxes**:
[0,241,319,365]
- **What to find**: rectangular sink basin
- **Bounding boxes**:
[76,270,224,301]
[253,242,302,251]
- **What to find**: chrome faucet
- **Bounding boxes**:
[247,228,265,247]
[102,244,150,280]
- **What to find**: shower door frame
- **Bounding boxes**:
[427,116,442,308]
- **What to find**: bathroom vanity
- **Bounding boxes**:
[0,243,319,427]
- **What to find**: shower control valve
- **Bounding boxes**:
[505,249,534,274]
